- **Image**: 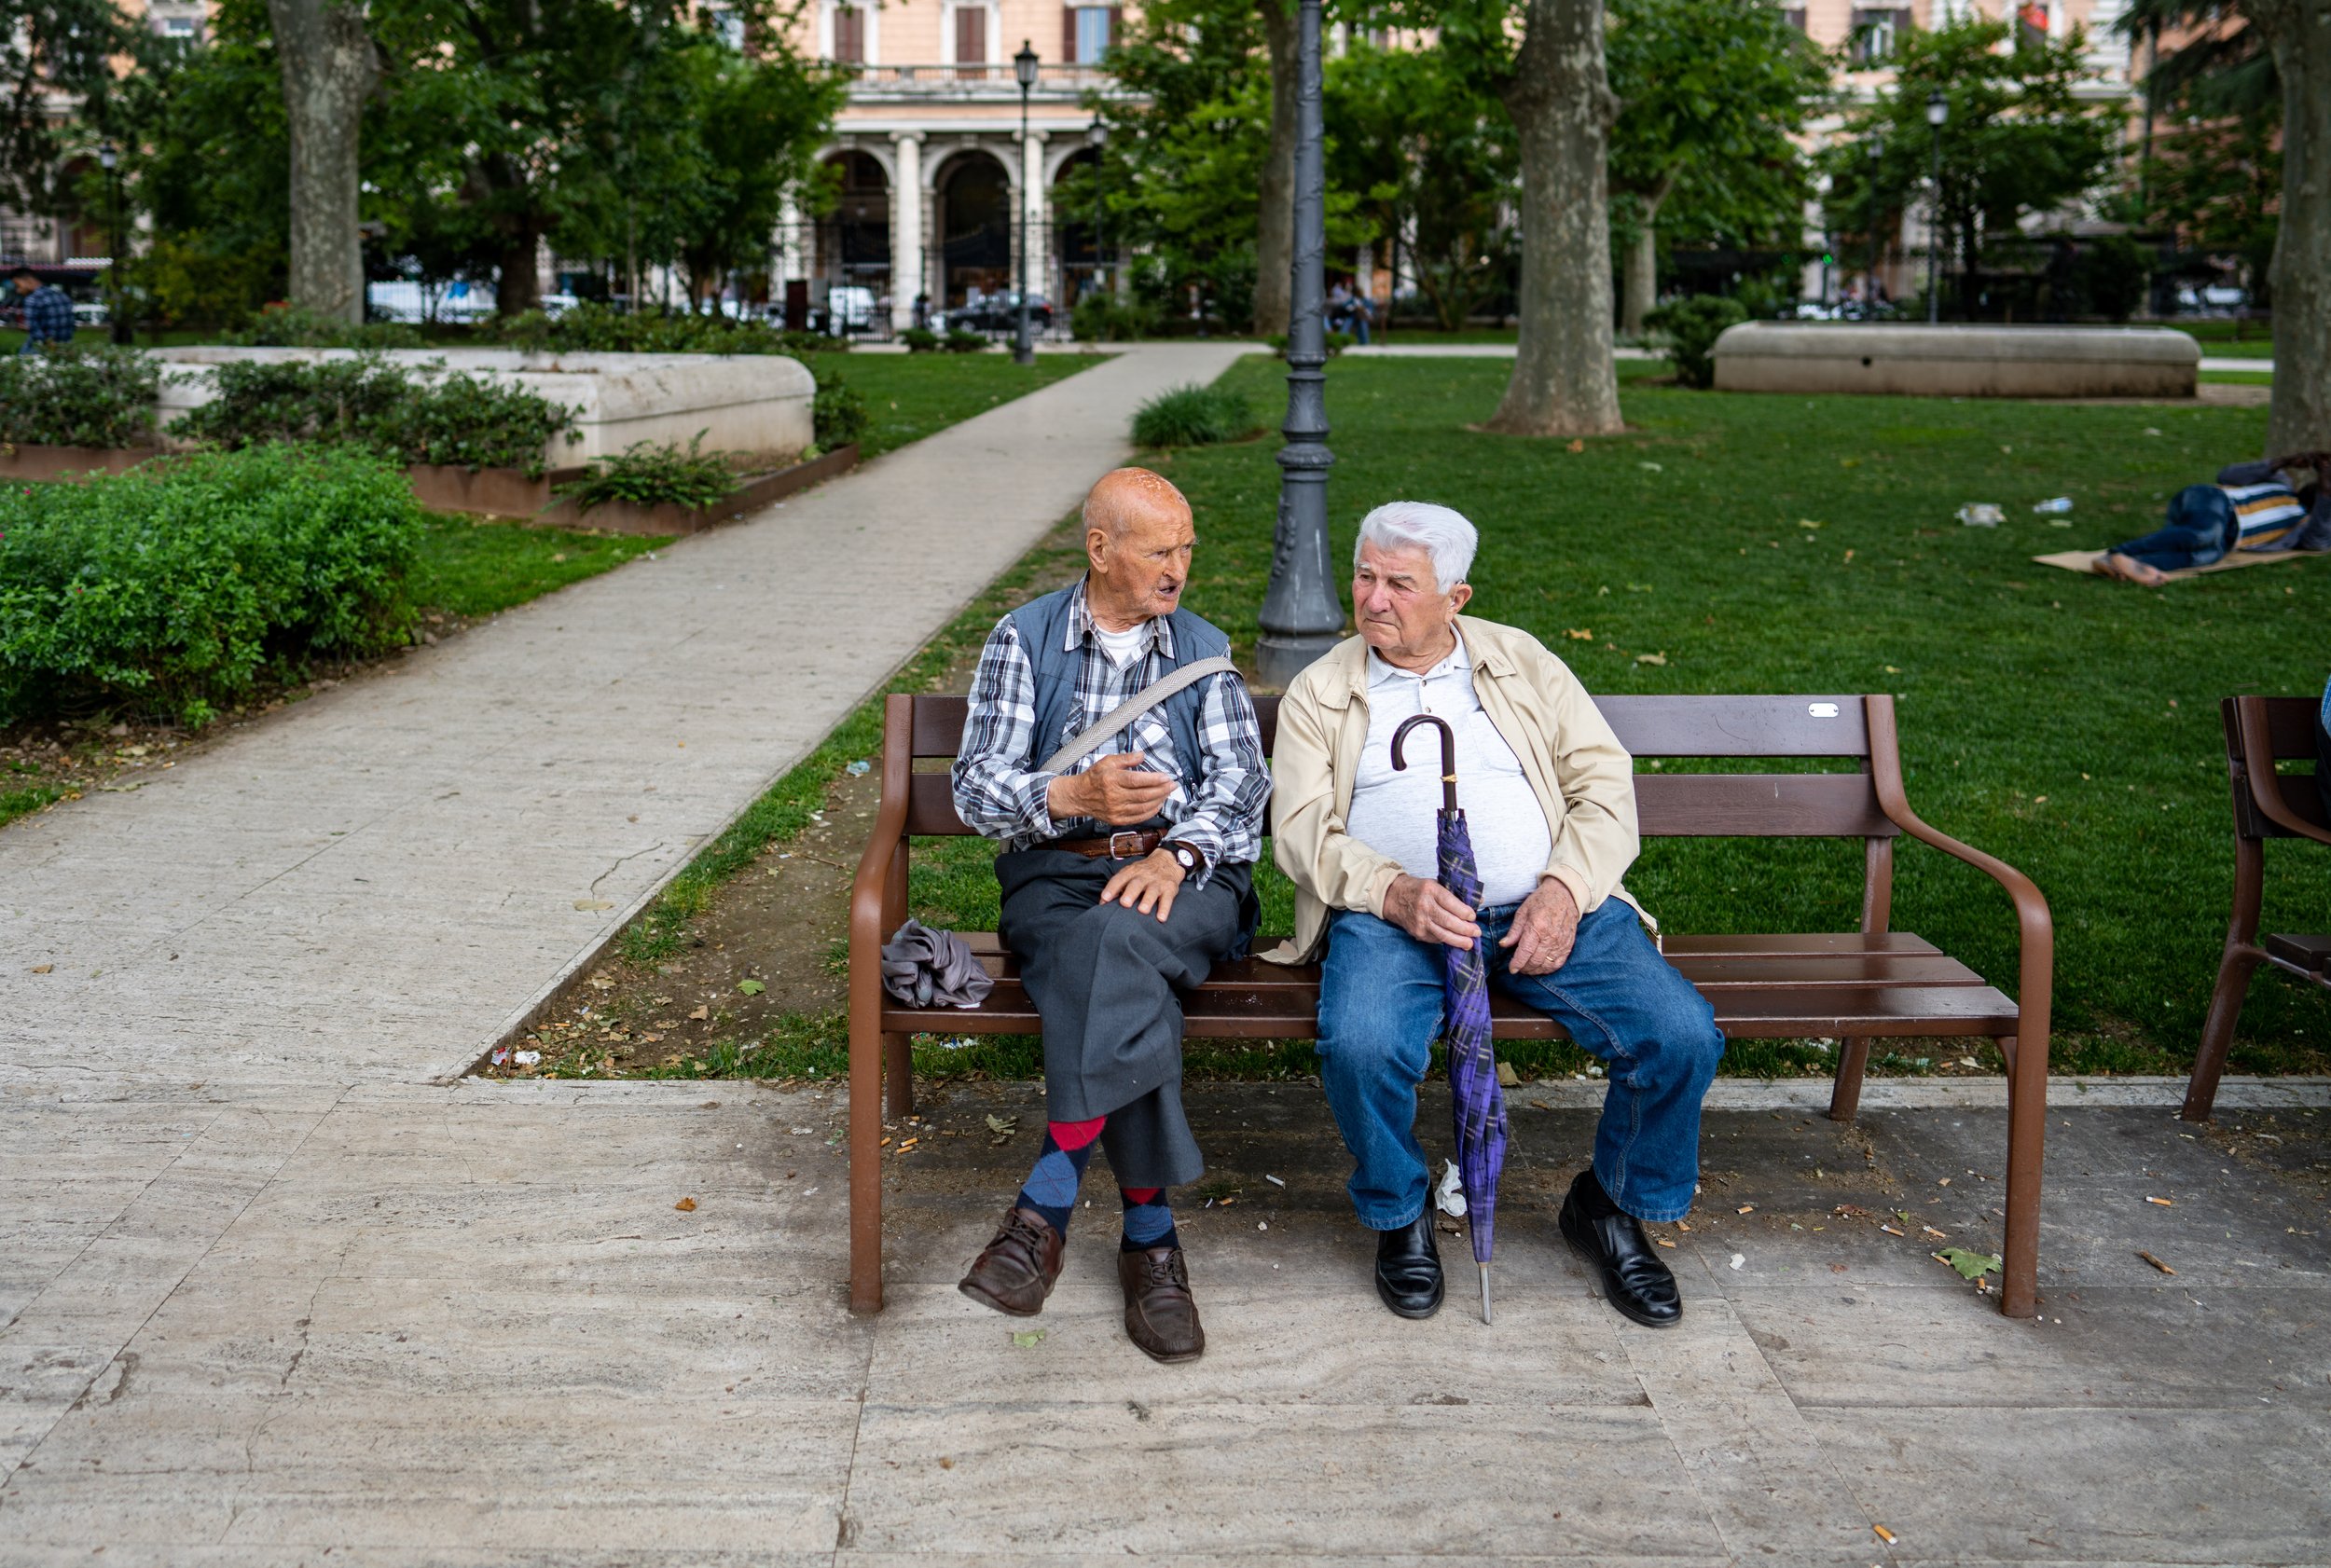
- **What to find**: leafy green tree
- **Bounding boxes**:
[1324,41,1516,332]
[1821,16,2119,320]
[1,0,140,220]
[1606,0,1828,336]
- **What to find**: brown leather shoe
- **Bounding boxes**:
[1117,1244,1205,1363]
[959,1206,1065,1317]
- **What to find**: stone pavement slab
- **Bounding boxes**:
[1,1078,2324,1563]
[0,342,1248,1093]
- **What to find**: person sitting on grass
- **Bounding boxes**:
[949,466,1270,1364]
[2096,454,2331,585]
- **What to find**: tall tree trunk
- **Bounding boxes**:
[1619,171,1676,339]
[2262,0,2331,456]
[1488,0,1621,437]
[267,0,375,323]
[1255,0,1299,337]
[493,224,544,316]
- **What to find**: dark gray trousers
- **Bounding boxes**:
[995,848,1251,1190]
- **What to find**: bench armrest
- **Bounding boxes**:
[849,695,916,1014]
[1863,695,2054,1042]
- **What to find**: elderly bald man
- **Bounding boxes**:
[1273,502,1725,1327]
[950,466,1270,1362]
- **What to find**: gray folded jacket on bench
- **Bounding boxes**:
[880,919,995,1009]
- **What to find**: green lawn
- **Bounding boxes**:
[797,351,1107,458]
[873,355,2329,1085]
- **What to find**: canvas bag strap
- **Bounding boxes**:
[1038,657,1239,775]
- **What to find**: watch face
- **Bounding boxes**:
[1173,845,1197,870]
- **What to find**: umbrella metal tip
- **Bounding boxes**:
[1479,1262,1493,1325]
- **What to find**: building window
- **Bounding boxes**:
[1849,7,1911,65]
[2016,0,2049,49]
[953,4,988,73]
[1065,6,1117,64]
[1781,8,1807,31]
[703,4,743,48]
[833,3,864,62]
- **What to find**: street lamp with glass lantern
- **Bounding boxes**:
[1924,89,1947,323]
[99,140,130,345]
[1089,112,1108,300]
[1013,40,1040,364]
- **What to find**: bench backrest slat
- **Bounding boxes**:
[906,693,1873,762]
[2225,695,2330,841]
[898,690,1897,841]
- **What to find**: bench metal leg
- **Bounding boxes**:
[1827,1038,1871,1121]
[884,1033,915,1119]
[1999,1025,2047,1319]
[2185,834,2266,1124]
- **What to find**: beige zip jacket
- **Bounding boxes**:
[1269,616,1643,963]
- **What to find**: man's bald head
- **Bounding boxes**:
[1083,467,1192,540]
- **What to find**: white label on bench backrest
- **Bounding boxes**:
[1807,702,1841,719]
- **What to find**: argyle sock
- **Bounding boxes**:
[1119,1186,1179,1253]
[1015,1117,1106,1235]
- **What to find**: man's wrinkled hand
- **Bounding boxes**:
[1101,848,1185,922]
[1383,873,1482,950]
[1049,750,1175,827]
[1500,877,1579,975]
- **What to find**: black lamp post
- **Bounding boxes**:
[1089,113,1108,299]
[1013,40,1040,364]
[1924,89,1947,323]
[1255,0,1340,688]
[1864,136,1882,313]
[99,140,130,345]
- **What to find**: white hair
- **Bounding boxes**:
[1355,502,1477,594]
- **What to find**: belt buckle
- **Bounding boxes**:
[1107,831,1145,860]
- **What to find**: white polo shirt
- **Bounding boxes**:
[1344,639,1553,908]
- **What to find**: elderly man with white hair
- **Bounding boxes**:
[1271,502,1725,1326]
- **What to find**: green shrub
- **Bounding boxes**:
[900,326,943,353]
[172,356,580,476]
[492,302,828,357]
[1069,293,1159,343]
[2075,233,2155,323]
[554,433,740,514]
[229,303,426,350]
[813,374,870,449]
[0,347,163,447]
[1130,382,1258,447]
[0,445,421,726]
[1643,295,1750,389]
[944,329,988,353]
[1262,330,1355,357]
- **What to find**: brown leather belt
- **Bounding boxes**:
[1052,830,1166,860]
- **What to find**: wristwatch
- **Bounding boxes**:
[1162,840,1205,876]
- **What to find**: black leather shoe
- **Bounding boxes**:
[1558,1171,1682,1328]
[1373,1212,1444,1319]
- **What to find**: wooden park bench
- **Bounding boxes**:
[2184,695,2331,1121]
[848,692,2055,1318]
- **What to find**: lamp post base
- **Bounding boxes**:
[1255,629,1342,692]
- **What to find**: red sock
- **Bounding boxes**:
[1048,1116,1106,1150]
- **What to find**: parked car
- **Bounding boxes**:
[818,284,880,336]
[2174,283,2249,315]
[945,293,1053,333]
[72,300,110,327]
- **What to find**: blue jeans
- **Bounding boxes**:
[1316,900,1725,1227]
[2111,484,2236,572]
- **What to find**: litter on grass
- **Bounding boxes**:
[2032,497,2074,514]
[1956,503,2004,527]
[846,759,872,776]
[513,1050,541,1067]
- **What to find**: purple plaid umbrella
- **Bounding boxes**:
[1392,713,1510,1324]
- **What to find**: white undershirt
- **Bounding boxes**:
[1344,640,1554,908]
[1093,622,1147,668]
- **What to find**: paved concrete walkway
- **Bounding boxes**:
[6,340,2328,1562]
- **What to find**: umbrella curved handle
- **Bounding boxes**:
[1391,713,1459,815]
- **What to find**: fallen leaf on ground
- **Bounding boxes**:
[2138,1250,2177,1275]
[1565,628,1593,640]
[1011,1329,1045,1348]
[1635,652,1668,666]
[1495,1061,1520,1087]
[31,964,51,974]
[688,1005,710,1021]
[985,1114,1017,1135]
[1565,439,1583,453]
[674,1197,698,1212]
[1934,1246,2000,1281]
[573,899,614,912]
[738,980,766,996]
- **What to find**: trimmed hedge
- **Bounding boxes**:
[0,348,164,448]
[171,356,581,476]
[0,446,422,726]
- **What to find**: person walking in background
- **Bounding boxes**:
[10,267,75,354]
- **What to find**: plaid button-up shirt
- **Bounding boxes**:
[20,284,76,350]
[950,579,1269,887]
